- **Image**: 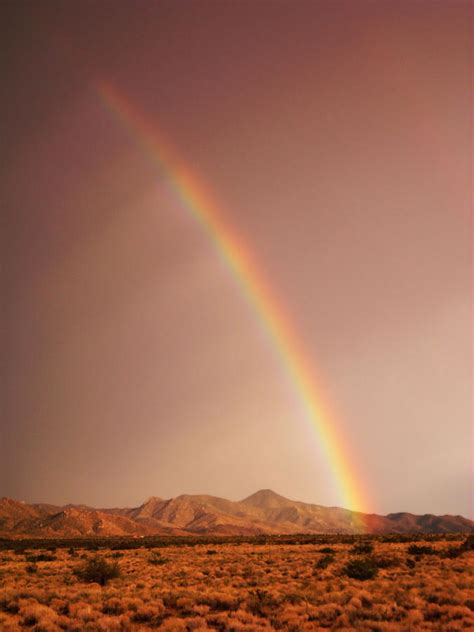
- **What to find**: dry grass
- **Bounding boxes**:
[0,537,472,630]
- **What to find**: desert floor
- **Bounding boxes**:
[0,536,472,630]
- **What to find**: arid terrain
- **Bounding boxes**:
[0,534,472,630]
[1,491,472,538]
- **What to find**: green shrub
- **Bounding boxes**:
[343,558,378,580]
[74,556,120,586]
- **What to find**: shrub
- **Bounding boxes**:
[247,589,278,617]
[343,558,378,581]
[131,607,164,625]
[443,546,462,559]
[316,554,334,569]
[319,547,335,554]
[351,542,374,555]
[149,552,168,565]
[26,553,55,563]
[462,534,474,551]
[74,556,120,586]
[22,614,38,626]
[0,599,19,614]
[25,563,38,574]
[202,594,240,612]
[102,599,124,615]
[373,554,401,569]
[407,545,436,556]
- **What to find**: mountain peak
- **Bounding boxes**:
[143,496,163,504]
[136,496,164,513]
[241,489,291,508]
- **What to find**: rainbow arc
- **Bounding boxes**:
[98,81,370,515]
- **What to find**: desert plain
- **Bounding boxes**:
[0,534,473,631]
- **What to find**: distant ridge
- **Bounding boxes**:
[0,492,472,538]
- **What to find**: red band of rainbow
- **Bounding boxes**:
[98,81,370,515]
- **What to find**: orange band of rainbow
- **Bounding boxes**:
[98,81,370,514]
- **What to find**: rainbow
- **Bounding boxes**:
[98,81,370,514]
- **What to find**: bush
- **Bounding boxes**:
[316,554,334,569]
[462,534,474,551]
[373,554,401,569]
[343,558,378,580]
[247,589,278,617]
[351,542,374,555]
[407,545,436,556]
[443,546,462,559]
[26,553,55,563]
[74,556,120,586]
[131,607,164,625]
[318,547,335,554]
[149,552,168,565]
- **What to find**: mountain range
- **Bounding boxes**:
[1,490,472,538]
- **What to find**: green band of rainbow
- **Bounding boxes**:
[98,81,369,514]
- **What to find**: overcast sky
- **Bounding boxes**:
[2,0,472,516]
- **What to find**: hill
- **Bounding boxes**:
[0,492,471,538]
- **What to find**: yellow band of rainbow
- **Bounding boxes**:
[98,81,370,514]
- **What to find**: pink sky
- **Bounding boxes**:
[2,0,472,516]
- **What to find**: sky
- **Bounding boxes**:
[2,0,472,517]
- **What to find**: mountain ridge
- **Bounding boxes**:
[0,492,472,538]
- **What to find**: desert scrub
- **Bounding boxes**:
[343,557,379,580]
[0,540,472,629]
[26,553,56,563]
[74,555,120,586]
[25,563,38,574]
[462,534,474,550]
[246,588,279,616]
[315,553,334,569]
[407,544,437,556]
[318,547,335,554]
[351,542,374,555]
[148,551,169,565]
